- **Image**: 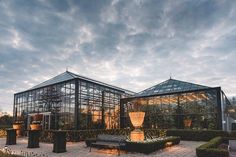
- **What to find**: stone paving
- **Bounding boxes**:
[0,137,205,157]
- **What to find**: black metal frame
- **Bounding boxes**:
[13,76,132,130]
[13,72,232,131]
[120,87,229,130]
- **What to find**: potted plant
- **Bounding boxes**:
[30,113,43,130]
[13,121,24,130]
[30,121,42,130]
[184,116,192,128]
[13,116,24,136]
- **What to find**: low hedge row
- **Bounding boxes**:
[166,129,229,141]
[196,136,228,157]
[0,125,12,129]
[126,136,180,154]
[40,129,131,143]
[39,129,236,143]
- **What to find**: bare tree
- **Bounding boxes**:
[39,86,62,130]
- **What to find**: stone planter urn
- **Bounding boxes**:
[13,123,23,130]
[129,112,145,142]
[13,123,24,137]
[30,124,42,130]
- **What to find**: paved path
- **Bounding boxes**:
[0,138,204,157]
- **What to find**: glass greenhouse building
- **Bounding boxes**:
[120,79,232,131]
[13,71,134,130]
[14,71,233,131]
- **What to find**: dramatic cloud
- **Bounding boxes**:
[0,0,236,113]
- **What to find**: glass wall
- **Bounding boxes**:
[77,80,125,129]
[121,89,221,130]
[14,78,131,130]
[14,80,76,130]
[221,91,232,131]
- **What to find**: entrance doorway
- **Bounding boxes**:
[27,112,52,130]
[42,113,51,130]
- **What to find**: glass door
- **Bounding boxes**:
[42,114,51,130]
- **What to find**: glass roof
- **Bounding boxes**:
[29,71,134,94]
[135,78,211,97]
[29,71,76,90]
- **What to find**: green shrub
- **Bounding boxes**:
[40,129,131,143]
[39,129,233,143]
[196,137,229,157]
[126,136,180,154]
[167,129,228,141]
[39,130,53,143]
[0,125,12,129]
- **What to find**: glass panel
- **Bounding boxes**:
[123,89,220,130]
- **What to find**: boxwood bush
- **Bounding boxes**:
[196,136,228,157]
[126,136,180,154]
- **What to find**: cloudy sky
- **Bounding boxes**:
[0,0,236,113]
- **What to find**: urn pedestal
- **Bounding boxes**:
[53,131,67,153]
[6,129,16,145]
[27,130,40,148]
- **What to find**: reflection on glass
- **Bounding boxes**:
[122,89,220,130]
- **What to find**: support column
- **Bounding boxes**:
[75,79,79,130]
[120,99,125,128]
[216,87,223,130]
[101,91,105,129]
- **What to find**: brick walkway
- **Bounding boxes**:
[0,138,204,157]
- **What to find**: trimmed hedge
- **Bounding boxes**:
[167,129,228,141]
[39,129,236,143]
[40,129,131,143]
[196,137,228,157]
[126,136,180,154]
[0,125,12,129]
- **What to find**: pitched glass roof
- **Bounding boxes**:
[28,71,134,94]
[135,78,211,97]
[29,71,76,90]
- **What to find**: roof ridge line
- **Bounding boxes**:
[66,71,78,79]
[135,78,212,97]
[169,78,210,88]
[64,71,135,94]
[29,71,74,90]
